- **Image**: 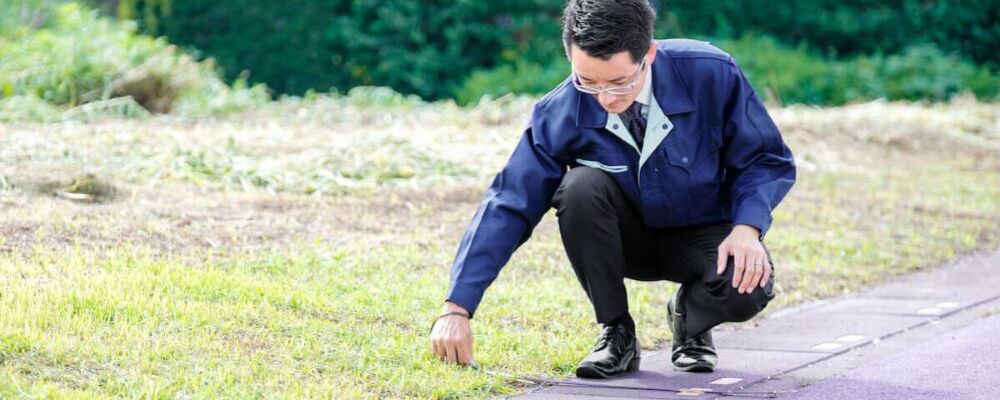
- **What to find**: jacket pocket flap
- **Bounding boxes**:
[575,158,628,173]
[664,127,722,169]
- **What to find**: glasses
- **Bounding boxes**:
[571,58,646,96]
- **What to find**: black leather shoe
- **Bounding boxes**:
[575,323,641,379]
[668,288,718,372]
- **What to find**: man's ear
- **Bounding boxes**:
[645,42,657,65]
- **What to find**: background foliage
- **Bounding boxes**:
[1,0,997,117]
[657,0,999,67]
[0,0,268,120]
[88,0,564,101]
[101,0,1000,105]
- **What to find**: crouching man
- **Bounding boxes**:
[430,0,796,378]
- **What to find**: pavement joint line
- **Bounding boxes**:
[765,301,830,319]
[853,295,950,300]
[506,374,784,399]
[853,311,946,317]
[915,293,1000,321]
[727,291,1000,395]
[714,347,833,354]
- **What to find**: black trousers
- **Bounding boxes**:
[550,166,776,337]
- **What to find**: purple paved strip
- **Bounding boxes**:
[782,313,1000,400]
[514,250,1000,400]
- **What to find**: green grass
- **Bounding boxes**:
[1,158,998,398]
[1,98,998,398]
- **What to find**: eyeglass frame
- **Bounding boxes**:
[570,58,647,96]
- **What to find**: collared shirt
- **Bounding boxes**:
[615,63,653,150]
[631,61,653,119]
[445,39,797,319]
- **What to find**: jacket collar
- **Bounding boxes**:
[576,47,696,128]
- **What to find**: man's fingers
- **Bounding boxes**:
[444,341,458,363]
[461,336,474,364]
[740,255,757,293]
[716,244,728,275]
[760,261,771,288]
[457,341,474,364]
[732,249,746,289]
[430,322,442,356]
[430,314,474,365]
[453,343,465,364]
[452,335,468,364]
[739,255,755,293]
[746,256,764,294]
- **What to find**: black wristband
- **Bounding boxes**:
[429,311,470,334]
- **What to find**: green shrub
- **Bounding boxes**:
[454,58,569,106]
[0,1,268,119]
[107,0,996,103]
[5,1,995,113]
[111,0,566,100]
[718,35,998,105]
[456,35,998,106]
[657,0,999,67]
[867,44,999,102]
[716,35,838,104]
[340,86,424,109]
[0,95,61,121]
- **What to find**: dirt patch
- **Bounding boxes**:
[0,178,490,256]
[1,99,994,258]
[0,222,36,253]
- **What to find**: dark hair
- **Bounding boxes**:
[562,0,655,62]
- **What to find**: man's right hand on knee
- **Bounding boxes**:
[430,301,474,365]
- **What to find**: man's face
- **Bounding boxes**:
[568,43,654,114]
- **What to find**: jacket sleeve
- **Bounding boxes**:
[444,105,567,318]
[721,57,797,239]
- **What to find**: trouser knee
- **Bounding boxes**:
[551,166,617,216]
[702,259,775,323]
[726,288,773,322]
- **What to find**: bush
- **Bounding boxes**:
[110,0,565,100]
[454,58,569,106]
[868,44,998,102]
[107,0,996,104]
[455,35,998,107]
[656,0,999,67]
[0,1,268,119]
[8,1,995,110]
[719,35,999,105]
[716,35,838,104]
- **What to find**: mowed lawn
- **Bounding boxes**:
[1,97,998,398]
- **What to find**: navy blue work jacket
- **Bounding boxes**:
[446,39,796,318]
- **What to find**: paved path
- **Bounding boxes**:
[515,248,1000,399]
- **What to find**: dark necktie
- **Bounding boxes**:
[620,101,647,151]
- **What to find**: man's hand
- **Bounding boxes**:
[430,301,474,365]
[716,224,770,294]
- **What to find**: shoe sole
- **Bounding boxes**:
[575,356,641,379]
[673,363,714,373]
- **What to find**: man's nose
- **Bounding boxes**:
[597,92,617,108]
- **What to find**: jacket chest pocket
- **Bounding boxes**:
[661,126,724,199]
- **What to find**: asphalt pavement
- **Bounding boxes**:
[514,248,1000,399]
